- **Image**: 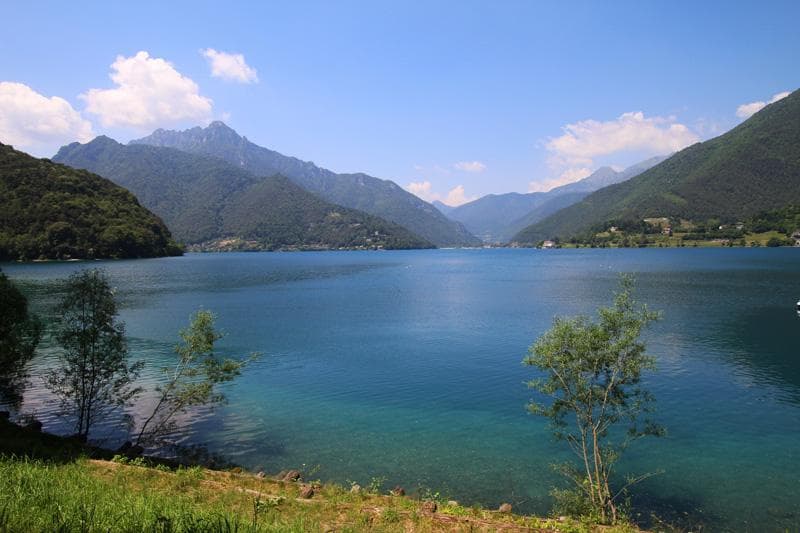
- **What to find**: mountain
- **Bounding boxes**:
[0,142,181,261]
[52,137,433,251]
[445,158,665,242]
[130,122,479,247]
[445,192,548,242]
[513,88,800,244]
[432,200,455,215]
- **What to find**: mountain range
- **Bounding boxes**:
[513,88,800,244]
[442,156,666,242]
[0,142,181,261]
[53,137,433,251]
[129,122,479,247]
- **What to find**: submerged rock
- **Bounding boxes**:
[498,503,512,513]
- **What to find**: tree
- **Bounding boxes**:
[523,275,663,524]
[46,270,142,440]
[0,269,42,406]
[134,310,255,447]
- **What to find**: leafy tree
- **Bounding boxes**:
[0,269,42,406]
[134,310,256,447]
[46,270,142,440]
[523,276,663,523]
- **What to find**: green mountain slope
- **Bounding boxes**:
[0,143,181,261]
[129,122,479,247]
[514,89,800,243]
[53,138,433,251]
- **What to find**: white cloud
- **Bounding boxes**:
[405,181,476,206]
[407,180,436,202]
[443,185,476,206]
[537,110,699,191]
[735,91,790,119]
[546,111,699,169]
[528,167,592,193]
[82,51,213,129]
[453,160,486,173]
[0,81,94,154]
[201,48,258,84]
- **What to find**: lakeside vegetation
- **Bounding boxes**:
[0,143,182,261]
[521,205,800,249]
[0,416,643,533]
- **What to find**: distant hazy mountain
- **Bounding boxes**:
[1,142,180,260]
[130,122,479,247]
[53,137,433,251]
[445,157,665,242]
[432,200,455,215]
[513,88,800,244]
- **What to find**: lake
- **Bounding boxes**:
[3,248,800,531]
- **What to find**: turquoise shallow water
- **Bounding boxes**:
[4,248,800,531]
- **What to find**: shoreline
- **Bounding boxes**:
[0,415,641,532]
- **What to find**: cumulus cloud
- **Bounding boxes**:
[406,181,476,206]
[82,51,213,129]
[538,110,698,191]
[0,82,94,154]
[736,91,790,119]
[443,185,476,206]
[528,167,592,193]
[453,160,486,173]
[547,111,699,168]
[407,180,436,201]
[201,48,259,84]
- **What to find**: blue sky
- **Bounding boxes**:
[1,1,798,204]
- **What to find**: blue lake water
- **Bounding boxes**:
[3,248,800,531]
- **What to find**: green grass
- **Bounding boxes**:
[0,418,643,532]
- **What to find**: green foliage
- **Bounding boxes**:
[45,269,143,440]
[53,136,436,250]
[0,142,182,260]
[127,121,479,246]
[134,310,257,447]
[0,269,42,406]
[0,457,292,532]
[524,276,663,524]
[514,89,800,243]
[366,476,387,495]
[746,205,800,235]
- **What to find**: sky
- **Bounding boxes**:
[1,1,798,206]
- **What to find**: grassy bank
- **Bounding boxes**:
[0,418,644,532]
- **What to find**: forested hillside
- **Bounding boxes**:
[130,122,479,246]
[0,143,181,261]
[514,89,800,243]
[53,138,433,251]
